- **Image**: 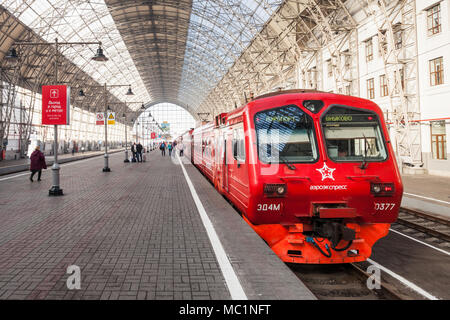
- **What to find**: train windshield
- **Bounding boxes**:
[322,106,387,162]
[255,105,318,163]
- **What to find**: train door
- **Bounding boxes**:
[228,124,250,211]
[221,132,229,192]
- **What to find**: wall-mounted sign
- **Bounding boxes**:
[107,112,116,125]
[42,85,70,125]
[151,132,156,139]
[161,121,170,131]
[96,112,105,125]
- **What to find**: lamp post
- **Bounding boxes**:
[122,113,129,162]
[6,38,108,196]
[120,102,143,162]
[79,84,134,171]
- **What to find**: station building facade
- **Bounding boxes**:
[298,0,450,176]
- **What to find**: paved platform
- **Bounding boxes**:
[401,174,450,219]
[0,151,314,300]
[0,148,124,176]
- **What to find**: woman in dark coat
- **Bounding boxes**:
[30,145,47,182]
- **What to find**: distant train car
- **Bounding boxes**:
[182,89,403,264]
[181,129,194,162]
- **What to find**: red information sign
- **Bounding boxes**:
[151,132,156,139]
[42,85,70,125]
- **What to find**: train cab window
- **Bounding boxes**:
[254,105,318,164]
[322,106,387,162]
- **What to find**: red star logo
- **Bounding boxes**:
[316,163,336,181]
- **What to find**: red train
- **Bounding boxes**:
[180,89,403,264]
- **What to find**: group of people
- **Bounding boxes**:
[159,141,184,157]
[130,142,145,162]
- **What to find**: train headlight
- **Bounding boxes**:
[277,185,286,195]
[371,183,395,197]
[372,185,381,193]
[264,183,287,197]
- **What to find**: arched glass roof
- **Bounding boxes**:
[137,103,195,139]
[1,0,282,116]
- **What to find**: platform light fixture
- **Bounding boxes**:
[91,45,109,62]
[126,85,134,96]
[5,48,19,61]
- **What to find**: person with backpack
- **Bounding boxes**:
[29,145,47,182]
[167,142,173,157]
[136,142,143,162]
[160,142,166,156]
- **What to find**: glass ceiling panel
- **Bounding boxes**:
[2,0,151,110]
[2,0,282,114]
[179,0,282,108]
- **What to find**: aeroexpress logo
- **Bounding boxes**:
[50,89,59,99]
[316,163,336,181]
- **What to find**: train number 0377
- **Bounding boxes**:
[257,203,281,211]
[374,203,395,210]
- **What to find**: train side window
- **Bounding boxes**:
[237,129,246,162]
[232,130,238,160]
[232,128,246,162]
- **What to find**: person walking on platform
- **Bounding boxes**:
[30,145,47,182]
[178,142,184,157]
[160,142,166,156]
[131,143,137,162]
[136,142,143,162]
[168,142,173,157]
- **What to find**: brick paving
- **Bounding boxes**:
[0,151,230,300]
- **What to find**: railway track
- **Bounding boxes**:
[289,208,449,300]
[289,263,403,300]
[396,207,450,242]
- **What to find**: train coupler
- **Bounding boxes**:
[312,220,356,249]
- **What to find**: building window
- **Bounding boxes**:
[430,57,444,86]
[343,49,351,67]
[345,84,351,95]
[327,59,333,77]
[378,30,387,56]
[431,121,447,160]
[367,78,375,99]
[380,74,389,97]
[308,67,317,89]
[365,38,373,62]
[427,4,441,36]
[394,68,405,93]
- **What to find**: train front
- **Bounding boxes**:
[245,94,403,264]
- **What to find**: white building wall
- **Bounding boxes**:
[296,0,450,176]
[416,0,450,176]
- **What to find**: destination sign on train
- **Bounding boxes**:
[261,115,301,123]
[324,114,377,123]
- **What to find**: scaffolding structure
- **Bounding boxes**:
[199,0,423,168]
